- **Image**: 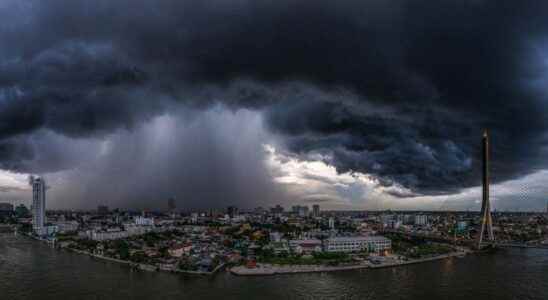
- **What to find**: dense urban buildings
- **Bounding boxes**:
[2,196,547,280]
[97,205,109,215]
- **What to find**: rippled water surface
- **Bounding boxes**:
[1,234,547,300]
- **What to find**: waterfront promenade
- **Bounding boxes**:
[230,251,468,276]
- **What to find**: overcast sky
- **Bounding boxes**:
[1,1,548,211]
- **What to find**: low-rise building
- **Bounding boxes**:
[324,236,391,253]
[135,216,154,226]
[270,241,290,254]
[84,228,130,241]
[35,225,59,236]
[54,221,79,233]
[269,231,282,242]
[415,215,428,226]
[289,239,322,254]
[169,243,192,258]
[457,221,468,231]
[82,225,169,241]
[0,202,14,217]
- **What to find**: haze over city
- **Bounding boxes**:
[1,0,548,212]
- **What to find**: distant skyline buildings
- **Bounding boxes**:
[313,205,320,217]
[0,156,547,213]
[168,197,176,212]
[0,202,14,217]
[415,215,428,226]
[97,205,109,215]
[227,206,239,218]
[1,169,547,213]
[292,205,309,217]
[270,205,284,215]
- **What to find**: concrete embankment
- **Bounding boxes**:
[65,248,133,266]
[230,251,469,276]
[497,244,548,250]
[18,233,226,276]
[230,263,371,276]
[369,251,467,269]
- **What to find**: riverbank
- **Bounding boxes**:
[230,251,469,276]
[497,243,548,250]
[17,230,57,245]
[230,262,371,275]
[17,231,472,277]
[57,238,468,277]
[15,232,223,276]
[4,232,547,300]
[63,246,225,276]
[369,251,467,269]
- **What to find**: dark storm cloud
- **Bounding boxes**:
[1,0,548,196]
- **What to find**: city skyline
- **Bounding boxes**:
[2,131,547,212]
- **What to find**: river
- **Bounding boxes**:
[1,233,547,300]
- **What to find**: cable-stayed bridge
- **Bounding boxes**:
[402,130,548,250]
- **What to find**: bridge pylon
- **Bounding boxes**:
[477,130,495,249]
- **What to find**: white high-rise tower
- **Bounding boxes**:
[30,176,46,235]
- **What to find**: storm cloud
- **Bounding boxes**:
[1,0,548,204]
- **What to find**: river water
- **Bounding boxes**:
[1,233,547,300]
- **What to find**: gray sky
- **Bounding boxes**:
[1,1,548,211]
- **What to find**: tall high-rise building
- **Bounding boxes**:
[312,204,320,217]
[415,215,428,226]
[328,217,335,229]
[97,205,109,215]
[227,206,239,218]
[168,197,176,211]
[298,206,309,217]
[29,176,46,235]
[270,205,284,215]
[291,205,309,217]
